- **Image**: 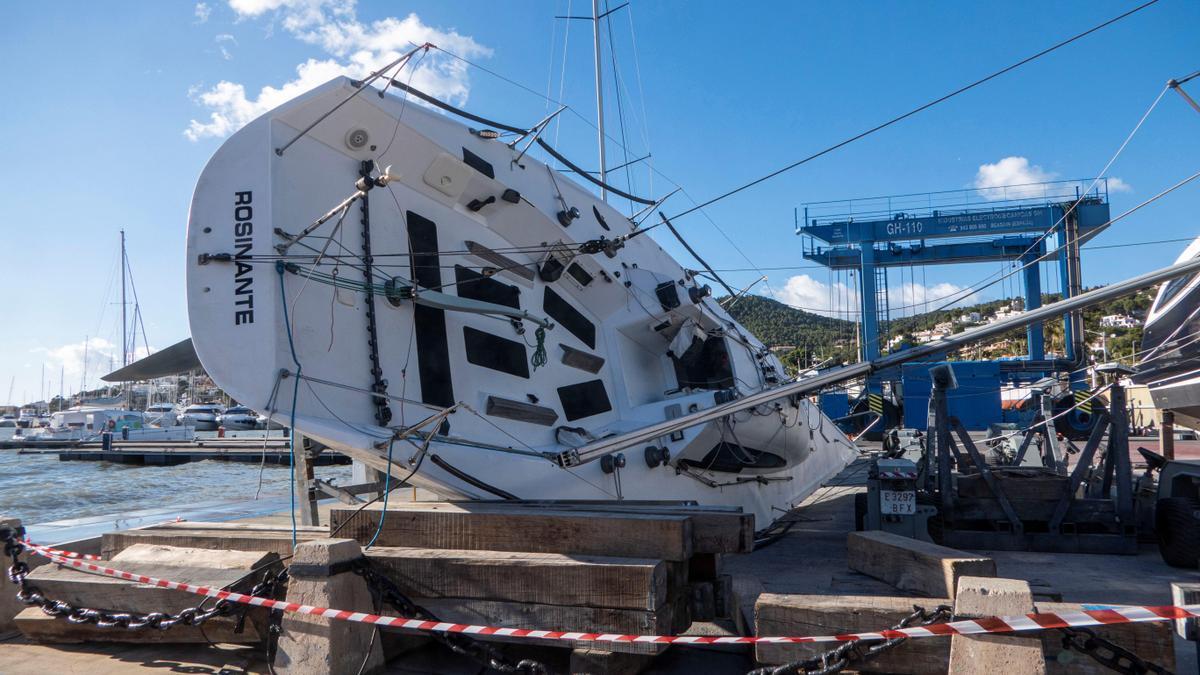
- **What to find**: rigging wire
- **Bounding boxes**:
[664,0,1161,222]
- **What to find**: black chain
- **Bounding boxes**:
[355,559,547,675]
[358,159,393,427]
[1058,626,1174,674]
[747,604,954,675]
[2,524,285,634]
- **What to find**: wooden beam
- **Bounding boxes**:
[14,607,262,644]
[1038,601,1176,674]
[353,501,752,554]
[755,593,952,672]
[25,545,279,616]
[330,504,693,561]
[365,547,668,611]
[101,523,326,559]
[847,531,995,598]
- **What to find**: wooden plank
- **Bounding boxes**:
[847,531,996,598]
[755,593,951,672]
[355,501,752,554]
[386,597,672,655]
[365,547,668,611]
[1038,601,1176,674]
[949,576,1043,674]
[101,525,323,559]
[26,547,278,615]
[329,505,693,561]
[14,607,262,644]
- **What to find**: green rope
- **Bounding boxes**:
[531,326,548,371]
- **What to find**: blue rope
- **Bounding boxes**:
[364,436,396,549]
[276,262,301,548]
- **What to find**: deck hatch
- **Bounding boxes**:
[464,326,529,379]
[557,379,612,422]
[408,211,454,407]
[454,265,521,309]
[543,287,596,349]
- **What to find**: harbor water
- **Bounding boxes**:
[0,445,352,526]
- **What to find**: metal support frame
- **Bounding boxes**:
[923,365,1137,554]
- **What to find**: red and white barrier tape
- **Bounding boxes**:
[22,539,101,560]
[20,541,1200,645]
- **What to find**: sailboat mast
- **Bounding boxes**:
[592,0,607,202]
[121,229,128,368]
[120,229,131,409]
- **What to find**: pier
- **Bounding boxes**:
[11,439,350,466]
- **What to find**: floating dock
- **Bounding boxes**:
[12,438,349,466]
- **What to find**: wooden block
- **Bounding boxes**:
[847,531,996,598]
[366,547,669,610]
[25,545,279,616]
[755,593,951,673]
[330,505,693,561]
[1038,602,1176,674]
[275,538,384,675]
[949,576,1043,674]
[570,646,656,675]
[102,522,326,559]
[386,598,671,655]
[13,606,262,644]
[364,501,753,554]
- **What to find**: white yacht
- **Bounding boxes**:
[143,402,180,427]
[24,408,193,443]
[178,403,224,431]
[218,405,258,430]
[183,73,858,527]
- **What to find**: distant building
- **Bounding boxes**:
[956,311,981,324]
[1100,314,1138,329]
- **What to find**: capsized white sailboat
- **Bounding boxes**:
[184,71,857,527]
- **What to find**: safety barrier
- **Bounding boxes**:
[18,540,1200,646]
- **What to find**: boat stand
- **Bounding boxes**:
[923,364,1138,554]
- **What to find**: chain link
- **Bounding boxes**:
[3,524,285,635]
[747,604,954,675]
[354,559,547,675]
[1058,626,1174,674]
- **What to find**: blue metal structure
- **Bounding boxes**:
[798,180,1111,429]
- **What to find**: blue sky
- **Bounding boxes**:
[1,0,1197,405]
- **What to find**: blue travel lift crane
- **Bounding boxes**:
[797,179,1111,440]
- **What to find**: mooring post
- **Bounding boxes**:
[1161,410,1175,461]
[274,538,384,675]
[294,436,319,526]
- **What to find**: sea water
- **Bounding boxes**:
[0,449,352,526]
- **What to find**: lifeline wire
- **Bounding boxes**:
[666,0,1161,222]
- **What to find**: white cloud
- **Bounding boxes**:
[767,275,859,318]
[195,2,212,23]
[185,1,490,141]
[973,156,1057,201]
[215,33,237,60]
[1106,176,1132,193]
[766,275,977,318]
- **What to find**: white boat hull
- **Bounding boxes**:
[185,76,857,526]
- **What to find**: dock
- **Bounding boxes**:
[1,443,1195,675]
[12,438,350,466]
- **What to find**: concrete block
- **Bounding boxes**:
[274,538,385,675]
[949,576,1044,674]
